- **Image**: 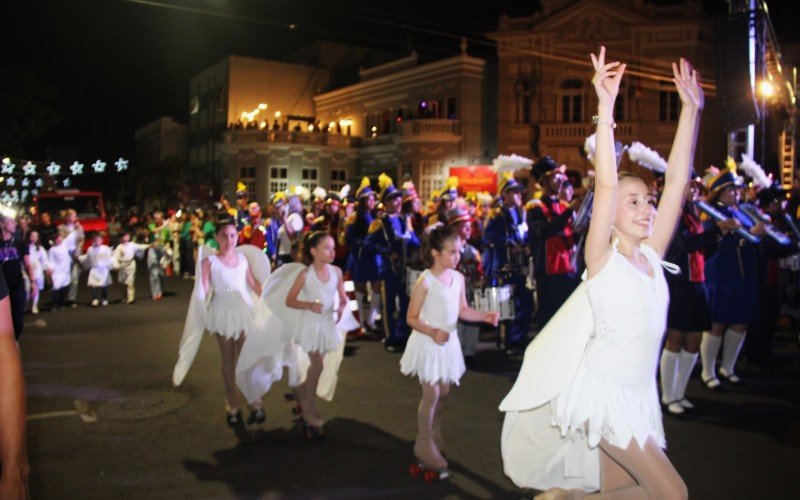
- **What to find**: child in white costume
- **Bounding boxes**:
[81,232,115,307]
[402,225,499,479]
[48,231,73,310]
[113,231,150,304]
[172,216,271,428]
[27,231,50,314]
[500,49,702,499]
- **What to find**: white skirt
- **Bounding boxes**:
[295,311,342,354]
[550,362,666,450]
[206,291,253,341]
[400,330,466,386]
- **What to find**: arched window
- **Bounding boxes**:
[559,79,584,123]
[514,77,532,124]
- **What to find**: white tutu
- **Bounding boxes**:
[295,311,342,354]
[550,362,665,449]
[400,330,466,385]
[206,290,253,340]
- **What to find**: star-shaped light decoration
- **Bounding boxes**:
[21,178,30,188]
[63,177,71,188]
[23,162,36,176]
[10,191,18,203]
[0,192,10,204]
[92,160,106,173]
[35,178,44,188]
[20,190,29,202]
[115,158,129,172]
[6,178,15,187]
[31,189,39,196]
[1,162,15,175]
[70,161,84,175]
[47,162,61,176]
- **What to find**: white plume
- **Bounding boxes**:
[492,154,533,173]
[627,141,668,173]
[738,153,772,188]
[312,186,327,199]
[584,134,596,165]
[338,184,351,199]
[293,185,311,201]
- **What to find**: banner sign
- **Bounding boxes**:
[449,165,497,195]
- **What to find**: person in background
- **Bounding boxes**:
[57,209,84,307]
[107,214,122,247]
[47,230,72,311]
[0,271,29,498]
[34,211,58,250]
[81,232,114,307]
[0,212,37,338]
[26,231,50,315]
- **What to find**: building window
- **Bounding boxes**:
[659,84,679,122]
[419,161,444,202]
[330,168,347,193]
[446,97,457,120]
[559,79,583,123]
[269,167,288,198]
[239,166,256,201]
[514,78,532,124]
[614,84,627,123]
[301,167,319,192]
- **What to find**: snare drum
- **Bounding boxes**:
[473,285,515,321]
[406,268,423,296]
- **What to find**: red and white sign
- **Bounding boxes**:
[449,165,497,195]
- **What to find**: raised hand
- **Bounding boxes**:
[590,46,626,106]
[673,58,704,110]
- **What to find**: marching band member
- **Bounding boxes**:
[482,173,530,354]
[233,183,251,232]
[264,193,286,263]
[527,156,581,327]
[365,173,421,352]
[401,181,426,242]
[311,191,347,269]
[238,202,268,254]
[659,174,729,414]
[447,205,484,358]
[700,166,766,389]
[345,178,382,332]
[427,177,458,228]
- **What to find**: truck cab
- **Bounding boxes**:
[34,191,108,250]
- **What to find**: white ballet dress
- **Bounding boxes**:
[294,264,342,354]
[550,243,668,450]
[400,269,466,385]
[205,254,254,341]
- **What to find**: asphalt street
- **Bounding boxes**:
[18,270,800,499]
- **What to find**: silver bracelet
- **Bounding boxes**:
[592,115,616,129]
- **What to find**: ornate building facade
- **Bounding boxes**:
[488,0,726,182]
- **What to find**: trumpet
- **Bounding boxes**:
[739,204,791,246]
[695,200,761,244]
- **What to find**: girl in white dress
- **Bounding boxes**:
[202,216,263,427]
[47,231,72,310]
[113,231,151,304]
[82,232,115,307]
[402,225,499,479]
[285,231,348,438]
[500,48,702,499]
[27,231,50,314]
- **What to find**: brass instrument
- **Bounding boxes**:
[740,204,791,246]
[695,200,761,244]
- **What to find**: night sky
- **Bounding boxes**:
[3,0,797,162]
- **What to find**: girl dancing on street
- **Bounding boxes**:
[402,225,499,480]
[500,47,702,499]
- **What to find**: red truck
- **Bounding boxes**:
[34,190,108,250]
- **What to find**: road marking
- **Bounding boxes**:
[27,400,97,423]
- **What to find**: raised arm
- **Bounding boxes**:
[646,59,704,257]
[584,46,626,279]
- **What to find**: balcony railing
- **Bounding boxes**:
[539,122,637,140]
[397,118,460,137]
[223,129,359,147]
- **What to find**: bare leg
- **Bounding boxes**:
[302,351,324,426]
[432,382,450,453]
[583,437,687,500]
[414,383,447,470]
[216,334,242,412]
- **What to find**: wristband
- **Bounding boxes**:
[592,115,616,129]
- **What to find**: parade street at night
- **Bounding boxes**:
[19,271,800,499]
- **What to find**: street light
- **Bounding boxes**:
[759,80,776,98]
